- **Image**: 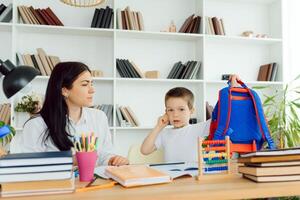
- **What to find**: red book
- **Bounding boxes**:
[212,17,221,35]
[45,7,64,26]
[36,9,51,25]
[30,6,46,25]
[41,9,56,25]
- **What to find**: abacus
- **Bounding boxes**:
[197,136,231,180]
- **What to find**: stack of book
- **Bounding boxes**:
[238,148,300,182]
[91,6,113,29]
[179,14,201,34]
[116,105,139,127]
[205,16,225,35]
[0,103,11,124]
[17,6,63,26]
[0,151,74,197]
[116,6,144,31]
[167,61,201,79]
[93,104,114,126]
[16,48,61,76]
[116,59,144,78]
[257,62,278,81]
[0,3,12,23]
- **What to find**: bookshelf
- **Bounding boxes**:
[0,0,284,156]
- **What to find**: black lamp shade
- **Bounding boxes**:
[1,60,39,98]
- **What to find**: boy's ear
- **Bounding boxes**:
[190,107,195,114]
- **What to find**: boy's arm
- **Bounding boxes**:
[140,114,169,155]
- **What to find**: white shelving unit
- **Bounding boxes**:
[0,0,284,156]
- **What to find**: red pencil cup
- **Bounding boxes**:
[76,151,98,182]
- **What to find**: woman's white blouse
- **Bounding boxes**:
[15,107,115,165]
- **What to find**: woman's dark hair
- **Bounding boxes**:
[39,62,91,151]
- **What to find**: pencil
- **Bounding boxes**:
[82,134,86,152]
[75,181,117,192]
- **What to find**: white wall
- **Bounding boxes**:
[285,0,300,81]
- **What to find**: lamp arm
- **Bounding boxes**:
[0,59,16,75]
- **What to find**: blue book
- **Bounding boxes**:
[0,151,72,167]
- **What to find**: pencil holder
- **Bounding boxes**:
[76,151,97,182]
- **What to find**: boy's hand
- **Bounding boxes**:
[108,155,129,166]
[229,74,241,87]
[157,114,169,129]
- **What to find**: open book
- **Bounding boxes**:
[94,166,110,179]
[150,162,198,179]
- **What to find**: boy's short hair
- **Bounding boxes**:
[165,87,194,109]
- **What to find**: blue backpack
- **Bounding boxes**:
[208,80,276,153]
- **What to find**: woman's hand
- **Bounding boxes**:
[229,74,241,87]
[108,155,129,166]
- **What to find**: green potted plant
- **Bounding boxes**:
[14,93,43,127]
[14,93,42,114]
[255,75,300,148]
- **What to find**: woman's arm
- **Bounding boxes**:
[140,114,169,155]
[18,117,50,153]
[97,111,128,166]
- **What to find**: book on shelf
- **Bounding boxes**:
[130,60,145,78]
[179,14,194,33]
[167,60,201,79]
[116,6,144,31]
[115,105,127,127]
[0,4,7,16]
[17,48,61,76]
[0,103,11,124]
[257,62,278,81]
[104,165,171,187]
[116,105,139,127]
[0,175,75,197]
[125,106,140,126]
[179,14,201,34]
[92,104,114,126]
[17,5,63,26]
[116,59,143,78]
[91,6,113,29]
[0,3,12,23]
[211,17,221,35]
[205,16,225,35]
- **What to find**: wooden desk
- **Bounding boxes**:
[5,174,300,200]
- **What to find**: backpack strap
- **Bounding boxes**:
[248,89,276,149]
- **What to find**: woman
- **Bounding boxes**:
[16,62,128,166]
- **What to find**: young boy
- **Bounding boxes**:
[141,75,240,163]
